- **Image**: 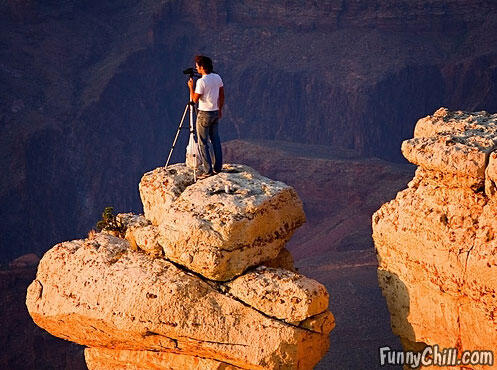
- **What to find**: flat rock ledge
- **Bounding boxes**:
[26,164,332,369]
[373,108,497,354]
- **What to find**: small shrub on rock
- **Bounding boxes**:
[96,207,126,238]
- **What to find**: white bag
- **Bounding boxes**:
[185,133,207,172]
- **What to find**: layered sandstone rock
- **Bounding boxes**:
[139,164,306,281]
[26,164,332,369]
[373,108,497,360]
[402,107,497,188]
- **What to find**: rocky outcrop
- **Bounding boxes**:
[26,164,332,369]
[227,266,329,323]
[373,108,497,356]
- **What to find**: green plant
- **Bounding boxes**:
[96,207,126,237]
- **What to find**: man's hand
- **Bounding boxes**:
[188,78,201,103]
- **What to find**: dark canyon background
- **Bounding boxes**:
[1,0,497,369]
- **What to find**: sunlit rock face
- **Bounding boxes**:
[373,108,497,355]
[26,164,333,369]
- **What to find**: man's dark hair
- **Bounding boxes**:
[195,55,213,73]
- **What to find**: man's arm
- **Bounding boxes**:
[188,78,201,103]
[218,86,224,118]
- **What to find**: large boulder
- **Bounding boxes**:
[26,233,331,370]
[139,164,306,281]
[27,163,332,369]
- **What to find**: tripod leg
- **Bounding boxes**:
[190,104,198,182]
[165,104,189,168]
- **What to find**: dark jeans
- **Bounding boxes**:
[196,110,222,173]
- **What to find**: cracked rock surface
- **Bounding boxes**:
[402,108,497,188]
[26,164,331,369]
[373,108,497,354]
[139,163,306,281]
[227,266,329,323]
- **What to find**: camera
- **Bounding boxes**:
[183,67,201,78]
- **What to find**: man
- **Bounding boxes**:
[187,55,224,177]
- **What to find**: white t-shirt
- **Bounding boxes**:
[195,73,223,111]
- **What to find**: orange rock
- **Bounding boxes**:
[85,348,242,370]
[374,108,497,356]
[26,164,332,369]
[140,163,306,281]
[227,266,329,323]
[27,226,329,370]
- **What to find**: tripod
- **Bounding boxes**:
[164,100,200,180]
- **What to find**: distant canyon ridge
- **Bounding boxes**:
[1,0,497,262]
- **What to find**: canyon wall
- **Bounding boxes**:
[2,0,497,263]
[373,108,497,366]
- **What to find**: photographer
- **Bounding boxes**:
[187,55,224,177]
